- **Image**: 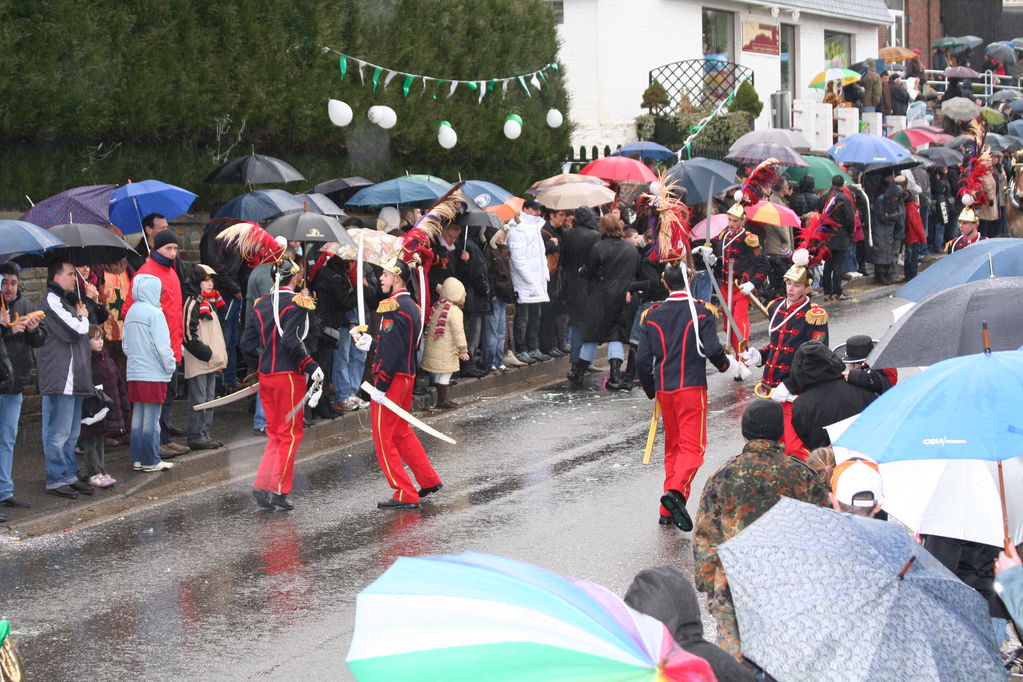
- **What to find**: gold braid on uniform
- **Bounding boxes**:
[702,301,720,318]
[292,292,316,310]
[805,304,828,325]
[376,298,399,313]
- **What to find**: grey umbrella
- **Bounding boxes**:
[941,96,981,121]
[265,210,356,246]
[988,89,1021,104]
[730,128,811,151]
[869,277,1023,368]
[718,498,1003,682]
[986,42,1018,64]
[916,146,963,166]
[293,192,347,217]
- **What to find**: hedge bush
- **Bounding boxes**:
[0,0,571,210]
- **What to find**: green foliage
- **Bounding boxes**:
[0,0,571,209]
[641,81,669,111]
[635,115,656,140]
[729,80,763,118]
[669,111,753,147]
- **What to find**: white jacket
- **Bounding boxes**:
[507,214,550,304]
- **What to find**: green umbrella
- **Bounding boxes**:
[933,36,965,49]
[980,106,1007,125]
[785,155,852,191]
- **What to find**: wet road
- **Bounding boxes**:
[1,295,900,680]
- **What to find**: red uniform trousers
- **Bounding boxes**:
[254,371,305,494]
[371,374,441,503]
[782,401,808,461]
[657,387,708,515]
[722,285,750,352]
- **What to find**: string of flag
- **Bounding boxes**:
[321,47,559,103]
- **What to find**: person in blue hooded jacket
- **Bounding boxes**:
[122,274,177,472]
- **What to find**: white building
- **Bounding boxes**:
[555,0,894,149]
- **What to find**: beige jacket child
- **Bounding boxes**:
[421,277,468,374]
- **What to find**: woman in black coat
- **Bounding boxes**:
[568,214,639,389]
[561,206,601,363]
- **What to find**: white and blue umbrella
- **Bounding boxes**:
[827,133,912,165]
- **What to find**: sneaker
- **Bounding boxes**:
[514,351,536,365]
[342,396,361,411]
[488,364,499,374]
[529,350,552,362]
[496,364,509,372]
[87,474,107,488]
[101,474,117,487]
[138,460,175,472]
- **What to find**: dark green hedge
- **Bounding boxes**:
[0,0,571,210]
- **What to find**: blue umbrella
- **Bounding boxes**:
[460,180,514,209]
[836,349,1023,465]
[895,238,1023,301]
[828,133,912,165]
[21,184,115,228]
[1009,120,1023,138]
[346,177,448,207]
[1010,100,1023,116]
[664,157,737,205]
[214,189,304,222]
[108,180,197,235]
[0,220,65,257]
[612,141,675,161]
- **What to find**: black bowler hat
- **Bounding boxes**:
[834,335,876,363]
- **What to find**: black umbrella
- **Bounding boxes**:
[309,177,374,204]
[458,199,503,229]
[917,146,963,166]
[13,223,133,267]
[205,154,305,185]
[862,158,922,175]
[265,211,356,246]
[868,277,1023,368]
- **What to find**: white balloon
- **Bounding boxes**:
[546,108,564,128]
[378,106,397,129]
[438,124,458,149]
[367,106,381,124]
[327,99,353,127]
[503,120,522,140]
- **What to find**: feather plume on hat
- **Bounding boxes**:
[638,173,693,264]
[957,120,992,208]
[400,182,467,267]
[215,221,286,266]
[795,193,842,267]
[733,158,784,206]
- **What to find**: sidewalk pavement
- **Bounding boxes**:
[0,271,904,539]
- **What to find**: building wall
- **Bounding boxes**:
[558,0,888,149]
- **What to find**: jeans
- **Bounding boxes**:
[904,242,924,280]
[514,302,541,352]
[42,394,84,489]
[160,368,179,444]
[482,299,508,368]
[333,332,368,402]
[822,250,847,295]
[568,323,585,362]
[691,270,712,303]
[187,372,217,443]
[580,340,625,362]
[253,395,266,431]
[0,393,23,500]
[131,401,163,466]
[220,298,241,384]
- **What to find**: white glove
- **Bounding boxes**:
[81,407,109,426]
[727,355,752,381]
[740,347,762,366]
[739,281,755,296]
[367,386,386,404]
[310,367,325,384]
[308,384,323,409]
[771,382,792,403]
[694,244,717,267]
[354,333,373,352]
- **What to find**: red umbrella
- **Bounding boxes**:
[745,201,800,228]
[579,157,657,183]
[889,127,953,149]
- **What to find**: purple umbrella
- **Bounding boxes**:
[21,185,115,228]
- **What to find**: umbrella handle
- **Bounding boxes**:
[1000,460,1012,553]
[897,555,917,580]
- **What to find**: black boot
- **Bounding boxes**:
[435,384,458,410]
[621,346,637,390]
[567,360,589,386]
[605,358,625,391]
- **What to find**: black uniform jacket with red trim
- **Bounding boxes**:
[712,228,770,289]
[636,292,730,397]
[944,232,984,254]
[240,287,319,376]
[371,289,421,392]
[757,296,828,389]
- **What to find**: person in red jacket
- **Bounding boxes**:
[122,229,189,457]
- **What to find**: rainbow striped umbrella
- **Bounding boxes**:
[346,552,715,681]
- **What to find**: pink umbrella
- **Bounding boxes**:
[691,213,730,241]
[745,200,800,228]
[579,157,658,183]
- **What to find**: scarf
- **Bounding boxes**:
[430,297,453,341]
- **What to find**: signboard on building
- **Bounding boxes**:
[1005,0,1023,7]
[741,21,780,55]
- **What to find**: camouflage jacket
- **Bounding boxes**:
[693,439,829,595]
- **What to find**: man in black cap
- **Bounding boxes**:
[835,334,898,395]
[693,400,828,664]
